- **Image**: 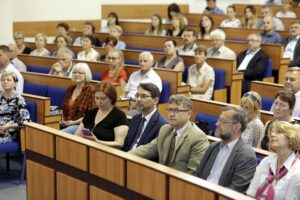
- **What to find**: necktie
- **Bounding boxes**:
[129,117,146,150]
[255,158,298,200]
[166,131,177,167]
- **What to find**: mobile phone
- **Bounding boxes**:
[81,128,93,137]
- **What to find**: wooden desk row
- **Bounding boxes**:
[67,31,289,84]
[24,121,255,200]
[251,80,284,99]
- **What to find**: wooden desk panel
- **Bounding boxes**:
[89,148,125,186]
[90,185,124,200]
[127,161,167,200]
[251,81,283,99]
[56,137,88,171]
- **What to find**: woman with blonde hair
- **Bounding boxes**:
[101,49,128,92]
[145,14,167,36]
[30,33,50,56]
[247,121,300,199]
[240,91,264,147]
[167,13,185,37]
[242,5,259,29]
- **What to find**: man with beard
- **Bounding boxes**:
[129,94,209,175]
[197,106,257,193]
[122,83,167,152]
[177,28,197,56]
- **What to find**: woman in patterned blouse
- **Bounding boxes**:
[240,91,264,147]
[0,71,30,144]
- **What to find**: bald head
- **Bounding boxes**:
[263,16,274,32]
[8,43,18,59]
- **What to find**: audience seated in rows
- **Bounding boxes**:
[187,45,215,100]
[197,106,257,193]
[145,14,167,36]
[220,5,241,28]
[13,32,31,55]
[257,5,285,31]
[259,91,299,150]
[167,13,185,37]
[283,21,300,67]
[102,25,126,50]
[61,63,97,134]
[77,35,100,62]
[0,71,30,144]
[247,121,300,199]
[73,21,101,47]
[100,12,119,33]
[260,16,282,44]
[100,36,118,62]
[55,22,73,44]
[276,0,297,18]
[49,47,75,77]
[129,94,209,175]
[30,33,50,57]
[177,28,197,56]
[0,45,23,94]
[198,15,216,39]
[207,29,236,60]
[241,5,259,29]
[100,49,128,92]
[8,43,27,72]
[155,39,184,71]
[237,33,269,94]
[75,81,129,148]
[202,0,224,15]
[240,92,264,147]
[51,34,75,58]
[123,52,162,99]
[122,83,167,152]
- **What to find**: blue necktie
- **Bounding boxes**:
[129,117,146,150]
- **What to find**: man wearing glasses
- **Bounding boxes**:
[237,33,269,94]
[197,106,257,193]
[122,83,167,152]
[129,94,209,175]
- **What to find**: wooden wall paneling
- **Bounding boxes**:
[90,185,124,200]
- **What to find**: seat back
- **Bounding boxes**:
[23,82,48,96]
[261,97,274,111]
[213,69,226,89]
[25,100,37,123]
[195,113,218,132]
[263,59,273,78]
[47,86,67,108]
[159,82,170,103]
[26,65,50,74]
[92,72,101,80]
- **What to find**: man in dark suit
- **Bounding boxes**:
[282,21,300,67]
[197,106,257,193]
[122,83,167,152]
[237,33,269,94]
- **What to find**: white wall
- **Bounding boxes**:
[0,0,14,43]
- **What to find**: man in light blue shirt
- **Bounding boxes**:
[202,0,224,15]
[197,106,257,193]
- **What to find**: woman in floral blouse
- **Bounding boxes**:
[0,71,30,144]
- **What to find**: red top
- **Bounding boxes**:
[101,69,128,83]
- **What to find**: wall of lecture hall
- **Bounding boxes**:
[2,0,263,45]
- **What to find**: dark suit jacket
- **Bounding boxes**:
[197,139,257,193]
[282,37,300,67]
[237,49,269,94]
[121,109,167,152]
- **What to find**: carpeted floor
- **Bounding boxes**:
[0,153,26,200]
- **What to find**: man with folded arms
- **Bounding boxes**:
[129,94,209,175]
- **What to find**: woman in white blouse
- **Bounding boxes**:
[77,35,100,62]
[247,121,300,200]
[187,45,215,100]
[30,33,50,57]
[220,5,241,28]
[240,92,264,147]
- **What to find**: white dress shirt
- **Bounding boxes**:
[0,63,24,94]
[177,43,197,56]
[283,36,300,60]
[207,138,239,184]
[124,69,162,99]
[237,48,260,71]
[11,57,27,72]
[247,153,300,200]
[174,122,189,145]
[292,90,300,118]
[207,45,236,60]
[77,48,100,62]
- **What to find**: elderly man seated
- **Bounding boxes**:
[283,21,300,67]
[48,47,75,77]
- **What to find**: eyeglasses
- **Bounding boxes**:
[107,57,119,61]
[72,71,85,75]
[243,93,260,105]
[166,108,189,114]
[135,93,152,99]
[217,118,237,124]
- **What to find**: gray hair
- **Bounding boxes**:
[169,94,192,110]
[139,51,154,62]
[72,62,92,82]
[57,47,73,60]
[210,29,226,41]
[248,33,262,43]
[35,33,47,43]
[222,106,248,132]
